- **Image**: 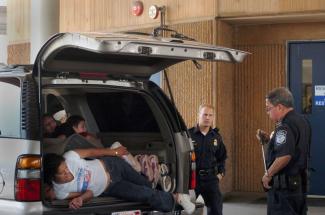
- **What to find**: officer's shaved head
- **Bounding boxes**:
[198,104,214,113]
[198,104,214,128]
[266,87,294,108]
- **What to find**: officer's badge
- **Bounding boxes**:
[213,139,218,146]
[275,130,287,145]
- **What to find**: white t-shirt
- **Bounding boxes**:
[53,151,108,200]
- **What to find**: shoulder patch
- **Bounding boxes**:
[275,130,287,146]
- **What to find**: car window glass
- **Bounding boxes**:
[46,94,67,123]
[0,78,21,138]
[87,92,160,132]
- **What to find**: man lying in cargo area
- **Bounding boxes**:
[43,147,195,214]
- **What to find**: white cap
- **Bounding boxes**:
[53,110,67,122]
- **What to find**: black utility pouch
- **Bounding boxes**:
[287,175,301,191]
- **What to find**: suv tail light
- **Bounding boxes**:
[15,155,41,201]
[189,151,196,189]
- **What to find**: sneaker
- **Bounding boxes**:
[177,193,195,215]
[159,175,172,192]
[160,163,169,175]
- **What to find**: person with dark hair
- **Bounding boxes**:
[42,113,67,139]
[62,115,98,141]
[42,114,59,138]
[43,153,65,185]
[66,115,86,135]
[257,87,311,215]
[43,148,195,214]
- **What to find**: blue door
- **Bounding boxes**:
[289,42,325,195]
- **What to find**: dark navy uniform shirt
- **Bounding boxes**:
[188,125,227,174]
[267,110,311,176]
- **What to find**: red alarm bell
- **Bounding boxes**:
[132,1,144,16]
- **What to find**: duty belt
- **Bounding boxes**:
[273,174,302,191]
[198,168,215,176]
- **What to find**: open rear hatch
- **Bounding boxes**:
[33,32,248,80]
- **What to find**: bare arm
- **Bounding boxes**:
[73,146,128,159]
[66,192,84,199]
[262,155,291,188]
[267,155,291,177]
[67,190,94,209]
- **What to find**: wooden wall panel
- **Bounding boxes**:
[215,20,235,193]
[162,20,215,129]
[7,42,30,64]
[236,22,325,45]
[168,0,216,22]
[231,22,325,192]
[233,44,285,192]
[59,0,325,33]
[162,20,238,193]
[219,0,325,17]
[7,0,30,43]
[59,0,216,32]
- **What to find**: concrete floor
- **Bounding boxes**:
[222,192,325,215]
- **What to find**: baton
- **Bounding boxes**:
[257,129,272,192]
[257,129,268,170]
[260,141,267,174]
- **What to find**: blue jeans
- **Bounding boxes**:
[100,157,175,212]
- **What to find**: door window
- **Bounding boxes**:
[0,77,21,138]
[45,94,67,123]
[302,59,313,114]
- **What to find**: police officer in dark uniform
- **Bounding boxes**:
[189,104,227,215]
[257,87,311,215]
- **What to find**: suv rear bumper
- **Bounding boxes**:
[0,199,43,215]
[0,199,204,215]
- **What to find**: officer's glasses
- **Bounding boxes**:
[265,105,276,112]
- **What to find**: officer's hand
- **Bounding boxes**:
[217,173,223,181]
[256,129,270,145]
[262,173,272,189]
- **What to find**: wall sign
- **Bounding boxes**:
[315,85,325,106]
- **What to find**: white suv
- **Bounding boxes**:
[0,32,247,215]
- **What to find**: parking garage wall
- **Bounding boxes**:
[7,0,325,193]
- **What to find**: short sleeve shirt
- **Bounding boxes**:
[53,151,108,199]
[267,110,310,175]
[272,124,296,158]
